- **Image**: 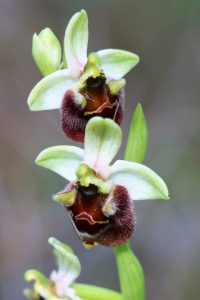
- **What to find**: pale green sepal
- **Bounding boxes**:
[35,146,84,181]
[84,117,122,178]
[97,49,139,80]
[125,103,148,163]
[27,70,75,111]
[73,283,123,300]
[32,28,61,76]
[48,237,81,283]
[64,10,88,77]
[110,160,169,200]
[114,244,145,300]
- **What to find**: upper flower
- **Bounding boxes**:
[24,238,81,300]
[27,10,139,142]
[35,117,169,248]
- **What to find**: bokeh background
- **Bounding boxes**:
[0,0,200,299]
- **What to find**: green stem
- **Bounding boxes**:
[73,283,123,300]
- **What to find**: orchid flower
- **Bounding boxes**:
[35,117,169,248]
[24,238,81,300]
[27,10,139,142]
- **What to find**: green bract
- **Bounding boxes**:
[125,103,148,163]
[32,28,61,76]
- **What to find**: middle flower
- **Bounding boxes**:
[36,117,169,248]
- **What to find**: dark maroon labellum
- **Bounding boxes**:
[64,183,135,247]
[61,76,124,142]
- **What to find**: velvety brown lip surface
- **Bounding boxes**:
[69,184,109,235]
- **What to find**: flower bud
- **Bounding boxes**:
[32,28,61,76]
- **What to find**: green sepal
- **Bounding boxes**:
[32,28,61,76]
[97,49,139,80]
[125,103,148,163]
[114,244,145,300]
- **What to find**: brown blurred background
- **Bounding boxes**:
[0,0,200,299]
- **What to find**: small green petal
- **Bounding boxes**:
[32,28,61,76]
[97,49,139,80]
[110,160,169,200]
[125,103,148,163]
[114,244,145,300]
[84,117,122,176]
[35,145,84,181]
[64,10,88,77]
[108,79,126,95]
[24,270,48,285]
[27,70,75,111]
[53,190,76,207]
[48,237,81,283]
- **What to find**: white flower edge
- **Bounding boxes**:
[35,145,84,181]
[110,160,169,200]
[27,70,75,111]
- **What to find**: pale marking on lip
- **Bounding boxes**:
[75,212,109,225]
[84,100,114,116]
